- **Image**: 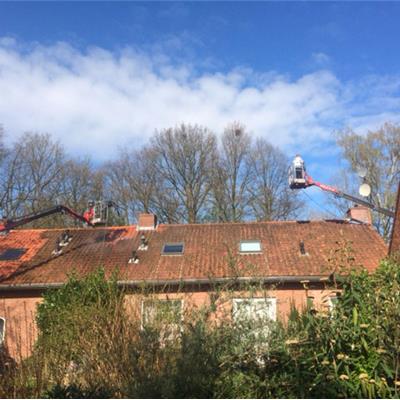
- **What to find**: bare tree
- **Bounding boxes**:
[0,133,65,221]
[0,129,20,217]
[247,138,303,221]
[21,133,65,213]
[151,124,217,223]
[0,125,6,161]
[210,122,252,222]
[105,146,160,224]
[0,132,107,228]
[0,124,311,228]
[332,122,400,239]
[56,157,97,225]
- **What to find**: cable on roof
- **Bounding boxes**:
[301,191,339,220]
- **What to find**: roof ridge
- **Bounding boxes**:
[6,225,137,232]
[158,219,348,228]
[2,219,352,232]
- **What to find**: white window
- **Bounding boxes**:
[232,298,277,356]
[306,296,315,310]
[233,298,276,323]
[328,296,338,313]
[142,299,183,341]
[0,317,5,345]
[239,240,262,253]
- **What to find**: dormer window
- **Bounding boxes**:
[162,243,184,255]
[239,240,261,254]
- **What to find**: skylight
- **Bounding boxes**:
[239,240,261,253]
[162,243,184,255]
[0,248,26,261]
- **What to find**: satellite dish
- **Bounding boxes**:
[357,167,367,178]
[359,183,371,197]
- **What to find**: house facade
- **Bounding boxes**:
[0,211,388,359]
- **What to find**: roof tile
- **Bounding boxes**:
[0,220,388,286]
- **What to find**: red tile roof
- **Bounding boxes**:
[389,183,400,255]
[0,219,387,286]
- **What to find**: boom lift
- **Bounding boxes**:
[288,155,394,218]
[0,201,116,234]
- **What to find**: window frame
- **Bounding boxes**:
[238,240,262,254]
[141,298,184,331]
[161,243,185,256]
[232,297,277,322]
[306,296,315,309]
[327,295,338,313]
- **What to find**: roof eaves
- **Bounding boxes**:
[0,275,333,292]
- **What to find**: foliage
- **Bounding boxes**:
[2,258,400,398]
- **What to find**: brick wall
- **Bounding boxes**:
[1,285,339,360]
[0,293,42,360]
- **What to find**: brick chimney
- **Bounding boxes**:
[346,205,372,225]
[137,213,157,230]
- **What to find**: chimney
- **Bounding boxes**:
[346,205,372,225]
[137,213,157,230]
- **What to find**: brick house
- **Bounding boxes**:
[0,211,387,359]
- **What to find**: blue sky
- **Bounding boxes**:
[2,2,400,79]
[0,2,399,218]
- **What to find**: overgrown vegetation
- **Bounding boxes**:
[1,258,400,398]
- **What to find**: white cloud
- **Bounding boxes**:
[311,52,331,67]
[0,38,399,160]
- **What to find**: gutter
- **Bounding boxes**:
[0,275,332,292]
[119,275,331,287]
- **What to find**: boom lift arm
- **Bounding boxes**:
[0,201,117,233]
[0,205,94,233]
[289,155,395,218]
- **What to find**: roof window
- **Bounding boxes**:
[0,248,26,261]
[162,243,184,255]
[239,240,261,253]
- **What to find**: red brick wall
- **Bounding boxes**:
[137,213,157,230]
[0,294,42,360]
[1,285,338,360]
